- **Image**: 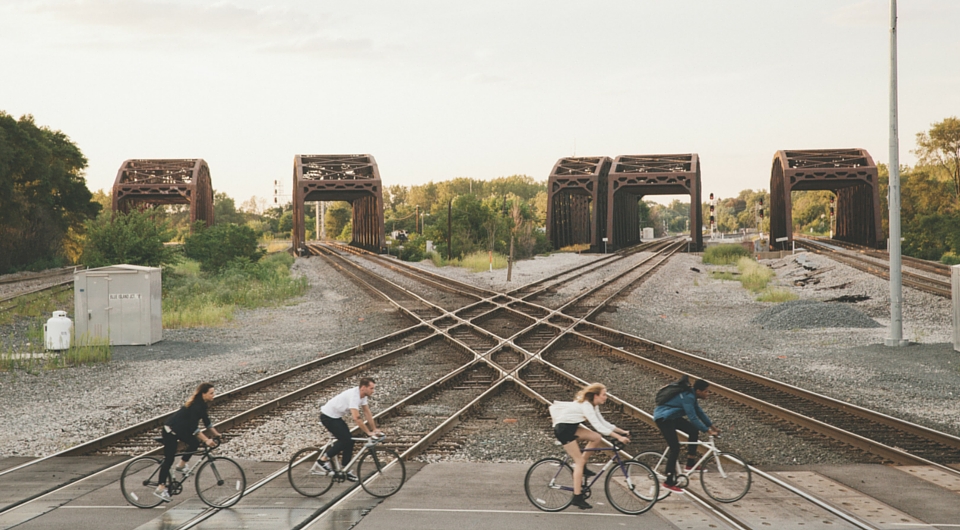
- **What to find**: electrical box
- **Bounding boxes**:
[74,265,162,346]
[642,227,655,240]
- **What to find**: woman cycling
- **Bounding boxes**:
[154,382,221,503]
[548,382,630,510]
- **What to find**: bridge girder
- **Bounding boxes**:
[112,159,214,228]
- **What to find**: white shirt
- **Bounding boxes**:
[548,400,617,436]
[321,387,368,419]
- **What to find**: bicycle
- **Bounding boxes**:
[120,437,247,509]
[633,435,751,502]
[288,433,405,498]
[524,441,659,515]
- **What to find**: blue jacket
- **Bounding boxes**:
[653,390,712,432]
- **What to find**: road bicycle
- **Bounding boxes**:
[120,437,246,509]
[633,435,751,502]
[524,441,659,515]
[288,433,405,498]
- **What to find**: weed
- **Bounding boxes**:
[702,244,751,265]
[756,288,799,303]
[456,251,508,272]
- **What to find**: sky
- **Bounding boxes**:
[2,0,959,207]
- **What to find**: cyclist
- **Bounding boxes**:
[653,376,720,493]
[315,377,382,481]
[155,382,221,502]
[549,382,631,510]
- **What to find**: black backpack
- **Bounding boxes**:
[655,375,691,406]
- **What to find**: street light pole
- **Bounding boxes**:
[886,0,907,347]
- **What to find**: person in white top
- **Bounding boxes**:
[316,377,382,481]
[548,382,631,510]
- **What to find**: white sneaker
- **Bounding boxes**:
[345,471,359,482]
[154,489,172,503]
[311,461,332,476]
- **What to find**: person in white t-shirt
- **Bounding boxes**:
[548,382,631,510]
[316,377,382,481]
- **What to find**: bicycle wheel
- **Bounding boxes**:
[120,456,164,508]
[524,458,574,512]
[288,447,335,497]
[699,452,751,503]
[605,461,659,515]
[632,451,673,500]
[357,448,406,498]
[195,457,246,508]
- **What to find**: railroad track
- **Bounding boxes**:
[5,239,956,529]
[796,237,952,298]
[807,236,952,277]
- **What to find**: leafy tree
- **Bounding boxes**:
[914,116,960,200]
[213,191,246,225]
[0,112,100,272]
[183,223,264,272]
[82,209,178,268]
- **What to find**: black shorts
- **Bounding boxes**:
[554,423,580,445]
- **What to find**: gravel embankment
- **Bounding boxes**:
[2,248,957,468]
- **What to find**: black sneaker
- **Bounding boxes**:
[583,467,596,478]
[570,494,592,510]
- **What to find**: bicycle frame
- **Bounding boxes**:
[651,436,732,480]
[554,445,631,492]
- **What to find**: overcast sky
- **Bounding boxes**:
[2,0,958,207]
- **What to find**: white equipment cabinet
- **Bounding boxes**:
[74,265,162,346]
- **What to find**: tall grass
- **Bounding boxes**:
[702,244,752,265]
[756,288,798,303]
[558,244,590,253]
[0,286,73,326]
[163,253,308,328]
[426,251,509,272]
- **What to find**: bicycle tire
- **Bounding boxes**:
[288,447,336,497]
[195,456,246,508]
[632,451,672,500]
[699,452,751,503]
[604,460,659,514]
[120,456,164,508]
[357,448,406,498]
[524,458,574,512]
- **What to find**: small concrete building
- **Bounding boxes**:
[74,265,162,346]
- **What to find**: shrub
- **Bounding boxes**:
[183,223,265,272]
[82,209,179,268]
[702,244,751,265]
[941,252,960,266]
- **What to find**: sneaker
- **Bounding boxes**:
[582,467,597,478]
[175,466,187,478]
[311,460,332,476]
[570,493,592,510]
[344,471,359,482]
[662,482,684,494]
[153,489,172,503]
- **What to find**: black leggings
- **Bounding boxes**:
[655,417,700,483]
[159,428,199,485]
[320,414,354,466]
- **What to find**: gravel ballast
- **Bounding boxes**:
[1,247,957,468]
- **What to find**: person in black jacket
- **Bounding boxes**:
[154,382,221,502]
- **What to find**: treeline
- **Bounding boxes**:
[3,111,958,274]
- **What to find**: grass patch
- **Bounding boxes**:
[260,238,291,254]
[163,253,308,328]
[756,288,799,303]
[558,244,590,253]
[702,244,752,265]
[710,256,779,294]
[455,251,509,272]
[0,286,73,326]
[0,322,111,372]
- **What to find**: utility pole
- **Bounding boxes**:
[886,0,907,347]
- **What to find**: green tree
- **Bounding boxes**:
[82,209,178,268]
[914,116,960,200]
[213,191,246,225]
[0,112,100,272]
[183,223,264,272]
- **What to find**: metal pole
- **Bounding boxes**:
[320,202,326,240]
[447,199,452,261]
[315,202,320,241]
[886,0,907,347]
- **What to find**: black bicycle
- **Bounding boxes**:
[120,437,246,508]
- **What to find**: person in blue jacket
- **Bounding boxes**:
[653,378,720,493]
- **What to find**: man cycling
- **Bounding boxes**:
[653,376,720,493]
[315,377,382,481]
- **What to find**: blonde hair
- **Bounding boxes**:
[575,383,606,404]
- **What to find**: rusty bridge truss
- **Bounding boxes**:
[769,149,882,250]
[112,159,214,227]
[546,154,703,252]
[292,154,385,253]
